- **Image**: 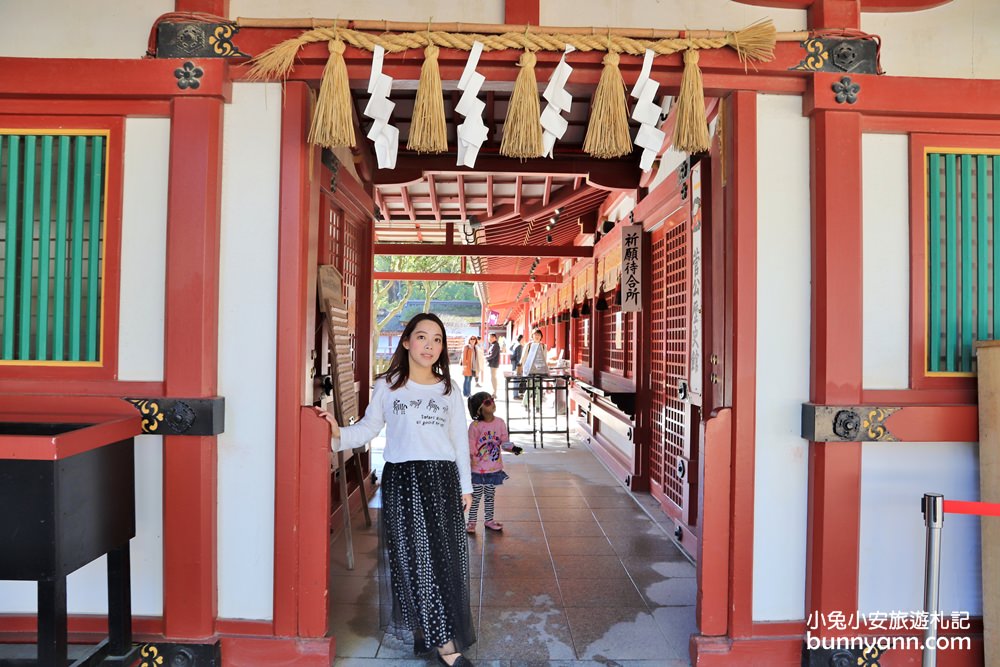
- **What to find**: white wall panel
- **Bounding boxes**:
[217,82,281,620]
[862,133,910,390]
[232,0,502,23]
[540,0,806,33]
[859,442,981,616]
[753,93,811,621]
[864,0,1000,79]
[118,118,169,382]
[0,1,172,58]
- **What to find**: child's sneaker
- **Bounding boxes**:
[466,521,476,534]
[484,520,503,532]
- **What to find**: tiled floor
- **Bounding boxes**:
[329,393,696,667]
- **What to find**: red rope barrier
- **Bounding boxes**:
[943,499,1000,517]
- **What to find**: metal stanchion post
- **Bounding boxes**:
[922,493,944,667]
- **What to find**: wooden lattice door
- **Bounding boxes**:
[648,211,695,532]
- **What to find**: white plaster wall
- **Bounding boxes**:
[118,118,169,382]
[864,0,1000,79]
[0,1,172,58]
[0,435,164,614]
[216,82,281,620]
[540,0,806,33]
[753,93,811,622]
[862,133,910,390]
[231,0,503,23]
[859,442,982,616]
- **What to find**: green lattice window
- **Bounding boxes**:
[927,150,1000,374]
[0,132,107,364]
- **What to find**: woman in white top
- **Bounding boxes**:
[317,313,475,667]
[517,328,549,376]
[516,328,549,411]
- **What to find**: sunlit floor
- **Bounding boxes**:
[328,385,697,666]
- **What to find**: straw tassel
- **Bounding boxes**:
[245,36,309,81]
[671,48,711,154]
[728,19,776,65]
[307,39,356,148]
[407,43,448,154]
[500,50,544,159]
[583,51,632,159]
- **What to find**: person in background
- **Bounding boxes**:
[466,391,521,534]
[472,336,485,388]
[316,313,475,667]
[516,328,549,411]
[461,336,477,397]
[485,333,500,399]
[508,334,524,399]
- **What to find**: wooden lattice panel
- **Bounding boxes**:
[661,220,690,509]
[649,235,667,489]
[574,316,590,367]
[600,304,634,378]
[343,217,361,364]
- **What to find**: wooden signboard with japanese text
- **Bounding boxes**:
[621,225,643,312]
[318,265,358,425]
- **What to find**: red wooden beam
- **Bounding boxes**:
[374,243,592,258]
[371,153,641,190]
[426,174,441,223]
[373,271,562,283]
[514,175,524,215]
[486,174,494,216]
[399,184,416,223]
[0,58,231,101]
[806,72,1000,119]
[162,96,224,639]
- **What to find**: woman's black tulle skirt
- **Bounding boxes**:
[378,460,476,652]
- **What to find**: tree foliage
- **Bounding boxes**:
[372,254,478,336]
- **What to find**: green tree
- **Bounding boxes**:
[372,255,480,370]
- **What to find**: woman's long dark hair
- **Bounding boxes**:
[379,312,454,394]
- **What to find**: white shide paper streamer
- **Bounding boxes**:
[455,41,489,168]
[541,45,575,158]
[363,45,399,169]
[629,49,665,172]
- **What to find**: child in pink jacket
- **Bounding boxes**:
[466,391,522,533]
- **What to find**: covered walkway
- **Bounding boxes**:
[328,398,695,666]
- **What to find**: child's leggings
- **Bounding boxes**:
[469,483,496,522]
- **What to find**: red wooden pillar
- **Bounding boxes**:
[356,219,374,409]
[808,0,861,30]
[504,0,539,25]
[806,108,864,632]
[632,229,654,492]
[273,82,320,637]
[163,96,224,638]
[725,90,758,639]
[174,0,229,15]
